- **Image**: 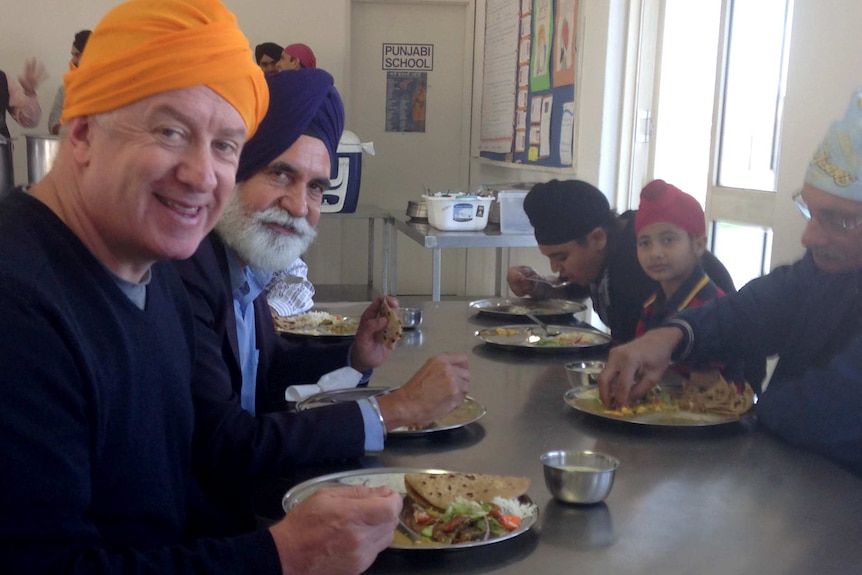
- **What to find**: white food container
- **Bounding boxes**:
[423,195,493,231]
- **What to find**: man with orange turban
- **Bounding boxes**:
[0,1,400,574]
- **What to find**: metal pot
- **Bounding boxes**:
[406,200,427,220]
[26,134,60,184]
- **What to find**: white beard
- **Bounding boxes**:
[215,189,317,272]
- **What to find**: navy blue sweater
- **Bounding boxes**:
[0,190,280,574]
[677,252,862,474]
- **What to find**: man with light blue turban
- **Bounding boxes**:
[173,69,470,529]
[597,89,862,476]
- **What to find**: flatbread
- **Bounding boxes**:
[379,300,402,349]
[404,472,530,510]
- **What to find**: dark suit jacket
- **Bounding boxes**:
[173,234,366,528]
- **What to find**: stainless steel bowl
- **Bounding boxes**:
[565,361,606,387]
[540,450,619,504]
[399,307,423,329]
[406,200,428,220]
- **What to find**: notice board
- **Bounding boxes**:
[479,0,578,168]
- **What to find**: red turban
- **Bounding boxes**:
[635,179,705,237]
[282,43,317,69]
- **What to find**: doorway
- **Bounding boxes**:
[344,0,476,296]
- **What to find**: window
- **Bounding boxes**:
[646,0,794,288]
[711,221,772,290]
[716,0,794,192]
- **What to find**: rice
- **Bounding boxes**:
[339,473,406,493]
[284,311,338,328]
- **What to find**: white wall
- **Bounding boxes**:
[771,0,862,268]
[1,0,352,188]
[3,0,860,289]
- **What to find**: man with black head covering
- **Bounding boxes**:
[507,179,736,344]
[174,69,469,529]
[255,41,283,76]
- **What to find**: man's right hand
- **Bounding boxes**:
[269,485,402,575]
[597,326,682,408]
[506,265,540,297]
[376,352,470,431]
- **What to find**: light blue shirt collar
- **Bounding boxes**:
[226,249,273,415]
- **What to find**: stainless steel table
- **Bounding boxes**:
[274,301,862,574]
[390,217,537,301]
[321,203,394,295]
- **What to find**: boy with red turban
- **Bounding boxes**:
[634,179,746,388]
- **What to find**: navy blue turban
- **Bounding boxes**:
[236,68,345,182]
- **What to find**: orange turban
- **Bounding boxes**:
[61,0,268,138]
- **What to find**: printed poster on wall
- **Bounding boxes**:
[385,71,428,133]
[553,0,577,86]
[530,0,553,92]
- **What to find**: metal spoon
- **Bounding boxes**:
[526,313,560,337]
[526,276,571,288]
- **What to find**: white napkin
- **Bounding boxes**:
[285,366,364,402]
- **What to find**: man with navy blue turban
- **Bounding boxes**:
[173,69,469,529]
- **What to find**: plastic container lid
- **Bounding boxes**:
[337,130,363,153]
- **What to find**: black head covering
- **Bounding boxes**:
[73,30,91,53]
[524,179,613,244]
[255,42,283,64]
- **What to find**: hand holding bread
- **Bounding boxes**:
[376,352,470,432]
[349,296,401,372]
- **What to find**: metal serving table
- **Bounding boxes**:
[390,217,537,301]
[320,203,394,295]
[261,301,862,575]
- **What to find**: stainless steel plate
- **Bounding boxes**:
[475,325,611,352]
[564,386,742,427]
[469,297,586,318]
[296,387,487,436]
[282,467,538,550]
[273,314,359,338]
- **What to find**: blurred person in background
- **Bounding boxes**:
[48,29,90,135]
[1,58,45,192]
[277,42,317,71]
[255,41,283,76]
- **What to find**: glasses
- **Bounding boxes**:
[792,192,862,232]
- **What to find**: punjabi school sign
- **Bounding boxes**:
[383,43,433,133]
[382,43,434,71]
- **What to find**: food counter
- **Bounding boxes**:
[390,217,537,301]
[265,301,862,574]
[320,203,394,296]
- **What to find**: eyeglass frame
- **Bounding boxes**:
[792,191,862,232]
